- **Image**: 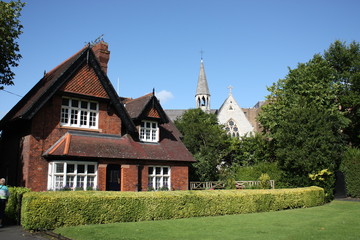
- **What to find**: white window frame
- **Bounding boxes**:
[48,161,98,190]
[60,97,99,129]
[148,166,170,190]
[140,120,159,142]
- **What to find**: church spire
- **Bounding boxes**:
[196,58,211,112]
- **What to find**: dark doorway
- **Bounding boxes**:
[334,170,347,198]
[106,164,121,191]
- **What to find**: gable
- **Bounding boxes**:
[60,63,109,99]
[146,107,160,118]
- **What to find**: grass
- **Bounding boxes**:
[54,200,360,240]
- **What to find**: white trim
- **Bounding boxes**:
[148,166,171,190]
[48,161,98,190]
[140,120,159,142]
[60,97,99,129]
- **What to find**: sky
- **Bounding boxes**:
[1,0,360,119]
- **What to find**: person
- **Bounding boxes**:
[0,178,10,228]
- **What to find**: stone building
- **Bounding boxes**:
[165,58,263,136]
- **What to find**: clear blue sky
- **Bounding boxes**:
[1,0,360,119]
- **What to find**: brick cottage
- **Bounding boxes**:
[0,41,195,191]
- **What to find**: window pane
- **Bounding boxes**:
[146,122,151,128]
[163,167,169,175]
[71,99,79,107]
[77,176,85,189]
[155,177,161,189]
[81,101,88,109]
[90,102,97,110]
[163,177,169,188]
[66,176,75,188]
[88,165,95,174]
[55,163,64,173]
[61,108,68,123]
[70,109,78,124]
[55,176,64,189]
[78,165,85,173]
[87,176,95,189]
[67,164,75,173]
[152,122,157,128]
[89,112,96,127]
[148,167,154,175]
[80,111,88,126]
[156,167,161,175]
[62,98,69,106]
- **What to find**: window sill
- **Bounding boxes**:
[59,126,102,133]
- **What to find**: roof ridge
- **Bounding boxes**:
[44,45,88,77]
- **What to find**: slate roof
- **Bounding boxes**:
[196,59,210,96]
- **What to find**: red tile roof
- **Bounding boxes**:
[44,129,195,162]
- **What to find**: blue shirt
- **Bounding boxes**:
[0,185,9,200]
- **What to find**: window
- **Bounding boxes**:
[148,166,170,190]
[48,161,97,190]
[140,121,159,142]
[60,97,98,129]
[225,119,240,138]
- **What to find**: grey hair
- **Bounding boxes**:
[0,178,5,185]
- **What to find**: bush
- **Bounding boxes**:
[308,169,334,202]
[234,162,285,187]
[340,147,360,198]
[259,173,271,189]
[21,187,324,230]
[5,187,31,225]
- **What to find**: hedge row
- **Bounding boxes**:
[340,147,360,198]
[5,187,31,225]
[21,186,324,230]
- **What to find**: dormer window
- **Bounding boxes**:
[60,97,99,129]
[140,120,159,142]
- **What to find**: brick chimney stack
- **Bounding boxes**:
[92,41,110,74]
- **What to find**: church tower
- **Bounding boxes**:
[195,58,211,112]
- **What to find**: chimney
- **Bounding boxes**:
[92,41,110,74]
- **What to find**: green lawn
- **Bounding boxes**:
[54,200,360,240]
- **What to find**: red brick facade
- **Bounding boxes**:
[0,42,194,192]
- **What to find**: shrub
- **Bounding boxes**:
[259,173,271,189]
[340,147,360,198]
[5,187,31,225]
[234,162,285,187]
[309,169,334,202]
[21,187,324,230]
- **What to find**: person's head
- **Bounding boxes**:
[0,178,5,185]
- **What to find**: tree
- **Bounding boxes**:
[174,108,229,181]
[258,54,348,199]
[0,0,25,89]
[324,41,360,147]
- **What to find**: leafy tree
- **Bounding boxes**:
[0,0,25,89]
[222,133,275,167]
[175,108,229,181]
[258,54,348,197]
[324,41,360,147]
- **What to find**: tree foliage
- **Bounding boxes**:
[174,108,229,181]
[324,40,360,147]
[258,53,348,193]
[0,0,25,89]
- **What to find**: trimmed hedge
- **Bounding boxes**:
[21,187,324,230]
[5,187,31,225]
[340,147,360,197]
